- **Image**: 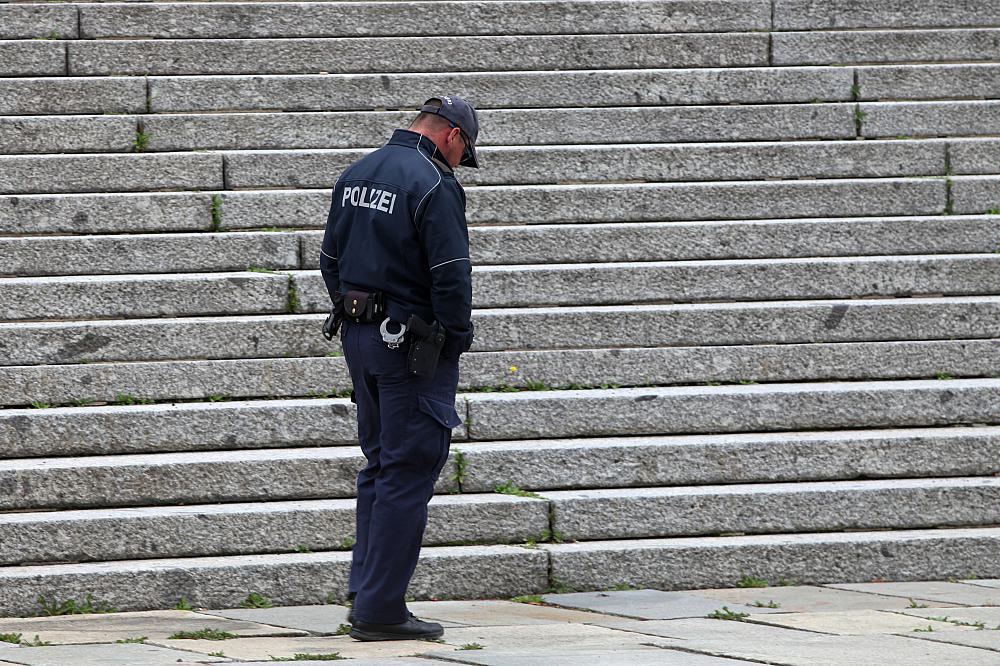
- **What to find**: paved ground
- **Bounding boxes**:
[0,579,998,665]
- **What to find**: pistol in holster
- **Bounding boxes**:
[405,314,446,378]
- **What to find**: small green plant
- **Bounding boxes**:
[913,624,935,632]
[133,131,150,153]
[607,583,638,591]
[987,208,1000,215]
[270,653,346,661]
[460,643,485,650]
[325,350,344,357]
[248,266,279,274]
[450,449,469,493]
[707,606,750,621]
[29,401,52,409]
[495,481,542,499]
[737,575,769,588]
[510,594,544,604]
[287,275,300,313]
[547,578,575,594]
[20,634,51,647]
[294,544,312,553]
[35,30,63,40]
[935,372,954,380]
[207,394,229,402]
[333,623,352,636]
[115,393,154,405]
[750,600,781,608]
[208,651,226,658]
[907,597,929,608]
[775,577,797,586]
[70,397,94,407]
[241,592,273,608]
[210,194,223,231]
[174,597,193,610]
[115,636,148,643]
[38,593,116,615]
[851,82,861,100]
[168,628,238,640]
[0,633,21,644]
[338,536,356,550]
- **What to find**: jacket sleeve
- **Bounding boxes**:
[320,186,342,311]
[417,179,474,357]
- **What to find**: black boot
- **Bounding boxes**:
[349,612,444,641]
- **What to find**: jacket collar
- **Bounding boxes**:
[387,129,453,173]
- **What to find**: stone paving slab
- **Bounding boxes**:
[201,604,464,632]
[746,608,969,635]
[407,599,622,626]
[424,647,758,665]
[772,28,1000,66]
[826,581,1000,606]
[541,589,785,620]
[0,609,307,645]
[607,617,1000,665]
[902,628,1000,652]
[895,606,1000,626]
[149,67,853,113]
[436,623,675,651]
[149,634,455,660]
[857,64,1000,101]
[70,34,766,76]
[685,584,964,612]
[0,642,228,665]
[963,580,1000,589]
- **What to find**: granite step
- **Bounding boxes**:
[0,4,78,40]
[774,0,1000,30]
[3,337,996,408]
[0,494,549,566]
[0,40,65,77]
[773,28,1000,66]
[860,101,1000,139]
[0,76,146,116]
[857,64,1000,102]
[1,296,996,365]
[0,115,138,156]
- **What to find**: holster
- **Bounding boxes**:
[322,307,343,341]
[406,314,446,378]
[343,289,385,323]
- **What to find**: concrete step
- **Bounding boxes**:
[0,178,950,235]
[0,494,548,565]
[773,28,1000,66]
[453,426,1000,493]
[144,104,856,153]
[0,115,137,156]
[6,215,997,277]
[3,378,998,461]
[0,40,65,77]
[545,478,1000,541]
[0,76,146,116]
[541,527,1000,592]
[68,33,768,76]
[78,0,768,39]
[146,67,854,113]
[0,153,223,195]
[774,0,1000,30]
[857,64,1000,102]
[464,378,1000,441]
[222,140,945,190]
[3,338,997,409]
[2,295,996,365]
[0,543,547,617]
[0,5,77,40]
[0,271,290,322]
[953,176,1000,215]
[4,253,995,321]
[949,139,1000,175]
[861,101,1000,138]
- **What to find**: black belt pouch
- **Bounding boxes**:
[406,314,446,378]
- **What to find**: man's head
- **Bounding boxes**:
[408,95,480,169]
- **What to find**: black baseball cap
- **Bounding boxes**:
[420,95,480,168]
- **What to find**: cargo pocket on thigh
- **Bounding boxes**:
[418,395,462,476]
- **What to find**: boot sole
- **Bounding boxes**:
[349,627,444,642]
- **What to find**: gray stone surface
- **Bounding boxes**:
[826,581,1000,606]
[70,34,766,76]
[424,649,758,666]
[541,589,783,619]
[80,1,768,38]
[220,190,330,230]
[604,616,1000,666]
[0,40,64,77]
[0,153,222,196]
[199,604,351,634]
[147,104,855,152]
[950,140,1000,175]
[861,101,1000,138]
[0,494,545,564]
[456,426,1000,493]
[225,139,940,189]
[151,634,458,660]
[408,599,622,626]
[952,177,1000,216]
[773,28,1000,66]
[0,272,288,322]
[299,216,1000,267]
[0,545,547,618]
[686,585,963,612]
[774,0,1000,29]
[0,643,227,665]
[903,628,1000,653]
[4,337,997,407]
[0,115,137,156]
[543,527,1000,592]
[746,609,973,635]
[0,5,78,40]
[150,67,854,113]
[545,478,1000,540]
[0,231,301,278]
[857,64,1000,102]
[464,378,1000,440]
[0,77,146,116]
[0,192,212,235]
[3,295,998,365]
[434,623,674,652]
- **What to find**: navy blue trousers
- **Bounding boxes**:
[340,319,461,624]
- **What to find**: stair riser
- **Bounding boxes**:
[774,0,1000,29]
[0,5,78,40]
[773,29,1000,66]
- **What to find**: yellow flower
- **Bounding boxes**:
[509,365,519,373]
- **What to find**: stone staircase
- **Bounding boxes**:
[1,0,1000,618]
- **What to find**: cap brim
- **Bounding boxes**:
[460,142,479,168]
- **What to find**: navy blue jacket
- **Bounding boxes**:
[320,129,474,357]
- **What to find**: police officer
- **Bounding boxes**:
[319,95,479,641]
